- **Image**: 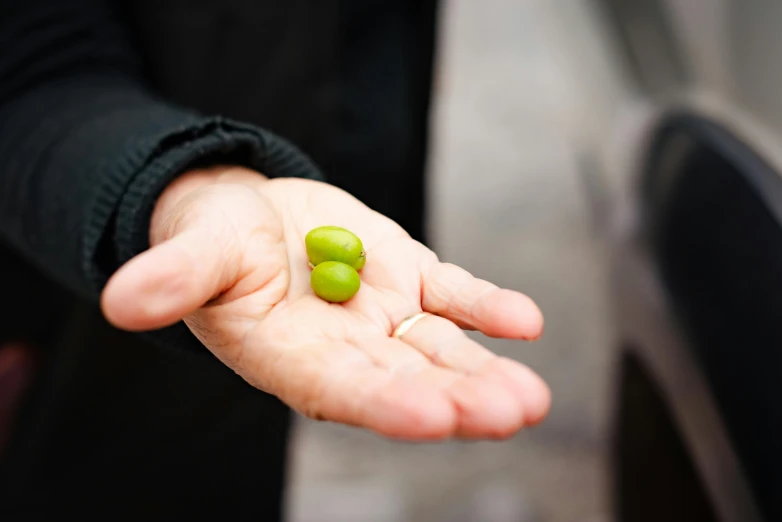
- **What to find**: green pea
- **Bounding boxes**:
[310,261,361,303]
[305,226,366,270]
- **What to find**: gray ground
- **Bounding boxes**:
[286,2,633,521]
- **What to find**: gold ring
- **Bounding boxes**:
[391,312,432,340]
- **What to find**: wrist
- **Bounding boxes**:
[150,165,268,245]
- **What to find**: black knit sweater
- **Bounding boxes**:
[0,0,323,354]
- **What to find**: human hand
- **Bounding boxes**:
[101,166,550,440]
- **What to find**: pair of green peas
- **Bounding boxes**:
[306,226,366,303]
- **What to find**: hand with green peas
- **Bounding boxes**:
[101,166,549,440]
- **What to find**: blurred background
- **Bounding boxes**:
[287,0,782,520]
[286,1,631,520]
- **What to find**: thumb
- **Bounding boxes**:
[101,168,276,332]
[101,179,250,331]
[101,220,241,332]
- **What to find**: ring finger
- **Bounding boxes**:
[396,313,551,427]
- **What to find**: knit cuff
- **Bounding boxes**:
[86,114,323,357]
[113,116,322,271]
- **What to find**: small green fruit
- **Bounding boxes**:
[305,226,366,270]
[310,261,361,303]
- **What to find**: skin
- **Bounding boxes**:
[100,165,550,441]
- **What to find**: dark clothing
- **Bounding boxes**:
[0,1,438,519]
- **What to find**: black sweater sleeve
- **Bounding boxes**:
[0,1,323,354]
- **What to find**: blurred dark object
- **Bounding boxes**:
[0,343,37,452]
[608,114,772,522]
[596,1,782,521]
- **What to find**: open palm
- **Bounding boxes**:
[102,170,550,440]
